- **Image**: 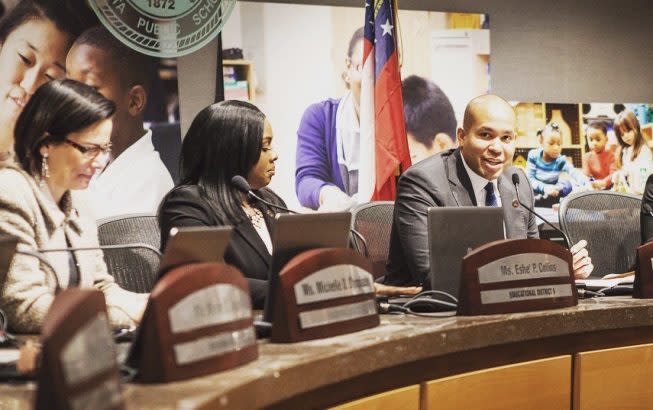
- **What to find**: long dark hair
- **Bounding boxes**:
[0,0,96,43]
[179,100,267,225]
[614,109,648,168]
[14,79,115,176]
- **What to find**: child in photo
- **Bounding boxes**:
[613,109,653,195]
[527,122,588,202]
[582,120,615,190]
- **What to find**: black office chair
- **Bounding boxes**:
[559,191,641,278]
[350,201,394,278]
[97,214,162,293]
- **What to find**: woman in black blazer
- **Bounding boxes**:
[158,100,284,308]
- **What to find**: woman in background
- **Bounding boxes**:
[158,100,283,309]
[0,79,147,333]
[613,109,653,195]
[295,27,364,211]
[0,0,92,159]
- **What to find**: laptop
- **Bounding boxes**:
[263,212,351,323]
[428,207,504,297]
[159,226,233,273]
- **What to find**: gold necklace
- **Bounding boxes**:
[243,205,264,229]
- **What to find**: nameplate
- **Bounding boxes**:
[271,248,380,343]
[458,239,577,315]
[480,284,574,305]
[174,327,256,366]
[35,289,124,410]
[299,299,378,329]
[293,264,375,305]
[168,284,252,334]
[70,377,122,410]
[127,263,258,383]
[478,253,569,284]
[61,313,116,386]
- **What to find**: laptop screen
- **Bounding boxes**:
[159,226,233,273]
[428,207,504,297]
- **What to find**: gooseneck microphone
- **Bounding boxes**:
[17,243,162,293]
[230,175,370,258]
[231,175,299,215]
[511,173,571,248]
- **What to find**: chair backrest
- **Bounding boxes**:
[559,191,641,278]
[97,214,162,293]
[350,201,395,278]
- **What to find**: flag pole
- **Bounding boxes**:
[393,0,403,69]
[392,0,405,177]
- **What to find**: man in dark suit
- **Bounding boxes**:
[385,94,593,287]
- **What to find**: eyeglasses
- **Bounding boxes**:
[64,138,112,160]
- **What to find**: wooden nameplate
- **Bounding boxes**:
[36,289,124,410]
[634,241,653,298]
[127,263,258,383]
[271,248,379,343]
[458,239,577,315]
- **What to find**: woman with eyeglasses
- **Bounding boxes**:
[612,109,653,195]
[295,27,364,211]
[0,79,147,333]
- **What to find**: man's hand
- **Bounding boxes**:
[570,239,593,279]
[374,283,422,296]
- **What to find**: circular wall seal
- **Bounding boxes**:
[89,0,237,57]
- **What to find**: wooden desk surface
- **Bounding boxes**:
[3,297,653,409]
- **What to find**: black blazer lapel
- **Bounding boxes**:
[446,150,476,206]
[234,220,271,268]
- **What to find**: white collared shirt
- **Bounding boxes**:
[85,129,174,220]
[460,154,502,207]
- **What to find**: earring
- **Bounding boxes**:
[40,154,49,180]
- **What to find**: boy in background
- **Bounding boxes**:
[66,26,174,219]
[402,75,457,164]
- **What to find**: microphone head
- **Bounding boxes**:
[231,175,251,193]
[511,173,520,186]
